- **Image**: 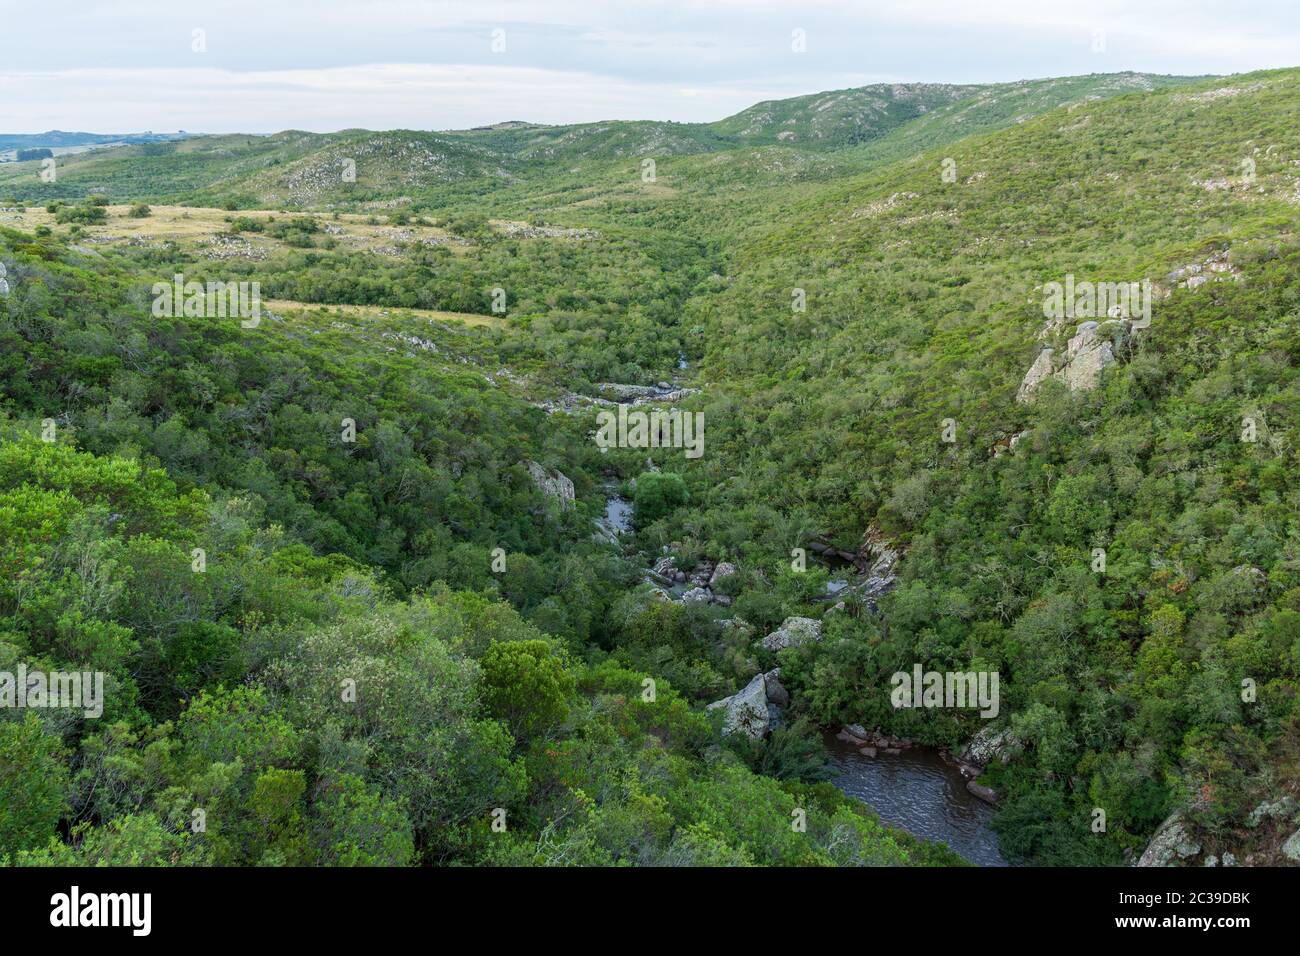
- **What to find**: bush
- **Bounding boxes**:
[632,471,688,526]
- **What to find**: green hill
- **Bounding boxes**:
[2,67,1298,869]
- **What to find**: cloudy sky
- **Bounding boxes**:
[1,0,1297,133]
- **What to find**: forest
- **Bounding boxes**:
[1,67,1298,867]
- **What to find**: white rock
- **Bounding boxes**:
[525,460,575,511]
[707,673,770,739]
[760,616,823,652]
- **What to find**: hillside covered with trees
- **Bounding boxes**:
[2,67,1298,868]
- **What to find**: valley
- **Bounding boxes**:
[2,66,1300,869]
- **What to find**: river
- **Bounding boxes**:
[824,732,1008,866]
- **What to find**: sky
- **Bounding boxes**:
[1,0,1298,133]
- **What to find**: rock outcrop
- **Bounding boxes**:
[1283,829,1300,862]
[760,616,823,652]
[1136,812,1201,867]
[1016,347,1055,403]
[707,672,772,739]
[525,460,575,510]
[1018,320,1129,402]
[1058,320,1124,391]
[709,562,738,587]
[960,725,1019,768]
[1245,795,1297,828]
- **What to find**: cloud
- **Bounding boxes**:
[1,0,1296,132]
[0,64,848,133]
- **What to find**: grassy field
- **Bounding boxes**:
[263,297,507,329]
[0,203,470,257]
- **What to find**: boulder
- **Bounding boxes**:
[858,747,877,758]
[651,556,678,578]
[1136,813,1201,867]
[708,562,738,587]
[681,587,711,605]
[764,670,790,707]
[1016,347,1055,403]
[1283,829,1300,862]
[760,616,823,652]
[1056,320,1126,391]
[707,673,770,739]
[960,725,1018,768]
[525,460,575,511]
[967,782,998,804]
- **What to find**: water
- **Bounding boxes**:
[604,494,633,534]
[824,732,1008,866]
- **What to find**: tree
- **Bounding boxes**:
[0,715,70,855]
[632,471,688,526]
[479,640,574,743]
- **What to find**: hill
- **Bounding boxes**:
[2,67,1298,868]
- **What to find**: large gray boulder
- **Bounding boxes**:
[709,562,738,588]
[1056,321,1120,391]
[525,460,575,511]
[1016,347,1055,403]
[681,586,711,605]
[960,725,1018,768]
[1136,812,1201,867]
[707,673,771,739]
[763,668,790,707]
[1282,829,1300,862]
[760,616,823,652]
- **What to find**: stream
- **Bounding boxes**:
[595,478,1003,865]
[824,732,1008,866]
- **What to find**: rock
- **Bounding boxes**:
[524,460,575,511]
[764,670,790,707]
[960,725,1018,767]
[1136,813,1201,867]
[643,568,675,588]
[967,782,998,804]
[760,616,823,652]
[767,703,785,732]
[707,673,770,739]
[1222,852,1237,866]
[1016,347,1055,403]
[712,594,733,607]
[844,724,870,741]
[858,747,877,758]
[1056,321,1121,391]
[884,747,902,756]
[1203,855,1218,867]
[651,556,678,578]
[1283,830,1300,862]
[681,587,711,605]
[1245,796,1297,828]
[708,562,738,588]
[674,571,687,583]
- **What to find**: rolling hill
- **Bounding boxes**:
[2,67,1298,869]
